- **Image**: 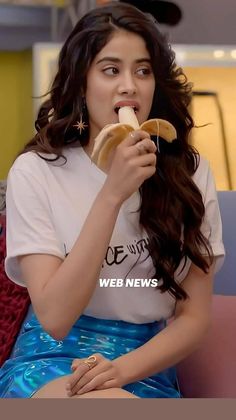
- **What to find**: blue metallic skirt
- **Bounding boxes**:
[0,308,181,398]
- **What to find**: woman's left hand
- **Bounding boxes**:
[65,353,125,396]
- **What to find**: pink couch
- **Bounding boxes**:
[177,191,236,398]
[177,295,236,398]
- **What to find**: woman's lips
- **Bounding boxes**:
[114,101,140,114]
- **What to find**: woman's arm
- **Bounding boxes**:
[112,260,215,386]
[19,188,121,340]
[18,134,156,340]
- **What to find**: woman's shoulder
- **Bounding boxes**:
[10,148,76,174]
[6,152,49,191]
[11,151,50,173]
[192,155,210,185]
[8,148,82,187]
[192,155,216,199]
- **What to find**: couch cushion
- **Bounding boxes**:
[0,214,30,366]
[177,295,236,398]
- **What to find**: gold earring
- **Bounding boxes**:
[73,117,88,135]
[73,98,88,135]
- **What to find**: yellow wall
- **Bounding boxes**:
[0,50,33,180]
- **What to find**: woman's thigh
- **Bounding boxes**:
[32,375,139,398]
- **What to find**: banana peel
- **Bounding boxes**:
[91,106,177,171]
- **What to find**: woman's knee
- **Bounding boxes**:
[74,388,139,398]
[31,376,139,398]
[31,375,70,398]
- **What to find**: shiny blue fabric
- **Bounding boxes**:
[0,309,181,398]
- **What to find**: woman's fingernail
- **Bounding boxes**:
[66,383,71,390]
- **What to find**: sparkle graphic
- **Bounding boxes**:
[73,117,88,134]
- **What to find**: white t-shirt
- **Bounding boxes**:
[5,146,225,323]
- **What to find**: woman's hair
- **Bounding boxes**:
[19,1,213,300]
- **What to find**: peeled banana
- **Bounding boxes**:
[91,106,177,171]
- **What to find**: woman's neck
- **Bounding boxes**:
[82,140,95,158]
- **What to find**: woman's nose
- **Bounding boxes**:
[118,73,137,95]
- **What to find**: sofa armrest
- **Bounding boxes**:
[177,295,236,398]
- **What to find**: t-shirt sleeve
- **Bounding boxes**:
[195,158,225,274]
[5,167,65,287]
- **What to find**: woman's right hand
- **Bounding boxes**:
[102,130,157,205]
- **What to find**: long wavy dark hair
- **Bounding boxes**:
[19,1,213,300]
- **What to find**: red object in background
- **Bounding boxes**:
[0,215,30,366]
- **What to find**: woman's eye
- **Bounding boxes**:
[103,67,119,75]
[136,68,152,76]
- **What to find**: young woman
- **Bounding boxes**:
[0,1,225,398]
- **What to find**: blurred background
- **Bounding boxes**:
[0,0,235,190]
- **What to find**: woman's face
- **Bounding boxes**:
[85,29,156,143]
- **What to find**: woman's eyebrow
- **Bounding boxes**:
[96,57,151,65]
